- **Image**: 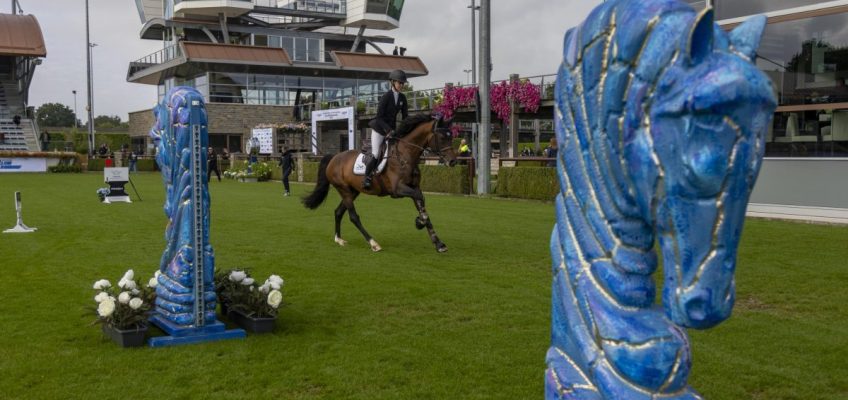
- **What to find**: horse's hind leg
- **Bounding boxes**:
[343,192,381,252]
[334,201,348,246]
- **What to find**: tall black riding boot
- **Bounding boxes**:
[362,157,379,189]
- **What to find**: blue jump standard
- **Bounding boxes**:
[148,314,245,347]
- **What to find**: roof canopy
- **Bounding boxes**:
[0,14,46,57]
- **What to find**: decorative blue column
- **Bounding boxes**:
[148,87,245,347]
[545,1,777,398]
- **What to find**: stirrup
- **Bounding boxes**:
[362,175,373,189]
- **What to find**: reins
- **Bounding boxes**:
[390,123,452,165]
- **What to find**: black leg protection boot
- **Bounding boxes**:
[362,157,379,189]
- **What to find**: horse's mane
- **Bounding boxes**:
[395,114,434,138]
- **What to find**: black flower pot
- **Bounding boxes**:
[102,323,148,347]
[229,309,276,334]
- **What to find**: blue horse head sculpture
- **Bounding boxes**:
[546,1,776,398]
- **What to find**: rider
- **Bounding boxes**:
[362,69,409,189]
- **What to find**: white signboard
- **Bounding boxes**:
[251,128,274,154]
[311,106,355,155]
[0,157,47,173]
[104,167,129,182]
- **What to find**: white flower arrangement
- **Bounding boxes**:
[215,269,286,318]
[90,269,156,330]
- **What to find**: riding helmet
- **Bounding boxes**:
[389,69,408,83]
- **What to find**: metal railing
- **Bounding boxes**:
[129,44,182,75]
[254,0,346,14]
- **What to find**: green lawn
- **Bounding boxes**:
[0,173,845,399]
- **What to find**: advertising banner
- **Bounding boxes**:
[0,157,47,173]
[251,128,274,154]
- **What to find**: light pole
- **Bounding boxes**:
[463,69,472,85]
[72,90,78,128]
[477,0,491,195]
[468,0,480,187]
[85,0,95,156]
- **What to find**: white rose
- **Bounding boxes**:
[92,279,111,290]
[148,277,158,288]
[131,288,140,295]
[241,278,255,286]
[268,275,284,286]
[97,299,116,317]
[229,270,246,282]
[154,270,161,278]
[94,292,110,303]
[267,290,283,308]
[258,283,270,293]
[128,298,143,310]
[118,292,131,304]
[122,269,135,281]
[269,282,281,291]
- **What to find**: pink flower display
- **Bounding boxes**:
[432,80,541,126]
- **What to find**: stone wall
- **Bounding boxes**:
[128,104,295,137]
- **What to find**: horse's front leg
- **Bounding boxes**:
[398,184,447,253]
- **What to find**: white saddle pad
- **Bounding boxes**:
[353,150,389,176]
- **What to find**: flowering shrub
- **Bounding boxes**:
[254,122,310,133]
[433,85,477,121]
[91,269,155,330]
[225,161,273,181]
[432,80,541,126]
[215,269,285,318]
[490,80,542,124]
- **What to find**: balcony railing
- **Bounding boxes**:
[254,0,346,15]
[128,44,183,76]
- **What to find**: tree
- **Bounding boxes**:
[36,103,76,127]
[94,115,123,129]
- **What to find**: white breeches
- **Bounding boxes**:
[370,129,384,158]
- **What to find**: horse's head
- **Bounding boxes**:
[428,117,459,167]
[644,11,777,329]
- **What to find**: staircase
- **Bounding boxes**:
[0,77,40,152]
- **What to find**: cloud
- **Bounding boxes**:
[22,0,601,120]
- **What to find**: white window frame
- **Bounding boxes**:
[716,0,848,25]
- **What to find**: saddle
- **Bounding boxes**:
[353,146,388,176]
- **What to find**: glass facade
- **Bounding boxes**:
[253,34,323,62]
[163,72,386,107]
[365,0,404,19]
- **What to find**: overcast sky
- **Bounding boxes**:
[18,0,602,121]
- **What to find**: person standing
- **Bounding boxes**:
[544,137,558,167]
[128,150,138,173]
[278,146,295,196]
[40,131,49,151]
[207,147,221,182]
[363,69,408,189]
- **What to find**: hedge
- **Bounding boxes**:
[419,165,470,194]
[301,161,320,183]
[87,158,105,171]
[136,159,157,172]
[496,166,560,201]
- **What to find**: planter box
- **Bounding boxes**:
[229,309,276,333]
[102,323,148,347]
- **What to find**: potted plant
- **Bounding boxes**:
[214,268,249,316]
[222,270,285,333]
[90,269,155,347]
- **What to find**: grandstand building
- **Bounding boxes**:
[0,12,45,152]
[127,0,426,155]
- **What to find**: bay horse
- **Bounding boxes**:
[302,114,458,252]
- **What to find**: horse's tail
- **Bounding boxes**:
[302,154,334,210]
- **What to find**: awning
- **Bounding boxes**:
[183,42,292,66]
[331,51,427,77]
[0,14,46,57]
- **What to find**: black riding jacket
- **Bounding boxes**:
[371,90,408,135]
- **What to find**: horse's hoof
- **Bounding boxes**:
[437,244,448,253]
[369,239,382,252]
[415,216,426,230]
[334,236,347,246]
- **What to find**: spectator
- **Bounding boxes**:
[128,151,138,173]
[392,46,399,55]
[12,114,21,126]
[98,143,109,158]
[207,147,221,182]
[278,146,296,196]
[521,146,533,157]
[458,139,471,157]
[40,131,50,151]
[544,138,558,167]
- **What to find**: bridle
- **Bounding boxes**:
[390,123,454,165]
